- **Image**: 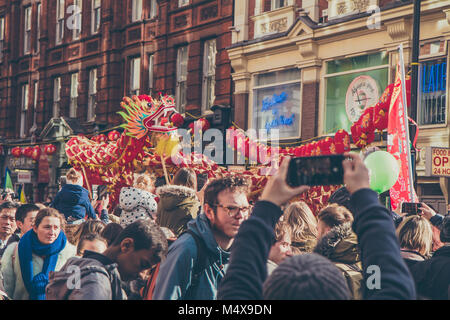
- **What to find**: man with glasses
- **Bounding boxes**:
[153,175,250,300]
[0,202,20,258]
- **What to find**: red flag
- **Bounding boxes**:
[387,63,418,211]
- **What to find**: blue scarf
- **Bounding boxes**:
[18,229,67,300]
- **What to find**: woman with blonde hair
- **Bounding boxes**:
[396,215,433,270]
[283,201,318,254]
[119,172,158,227]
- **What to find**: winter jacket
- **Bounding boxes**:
[313,223,363,299]
[0,234,20,258]
[218,188,416,300]
[119,187,157,227]
[153,213,230,300]
[155,185,200,237]
[409,245,450,300]
[51,184,97,221]
[400,249,427,271]
[0,240,76,300]
[350,188,416,299]
[217,200,283,300]
[46,250,126,300]
[291,237,317,255]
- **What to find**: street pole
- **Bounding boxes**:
[410,0,421,188]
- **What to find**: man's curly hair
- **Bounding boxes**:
[204,175,250,208]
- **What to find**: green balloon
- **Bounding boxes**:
[364,151,400,194]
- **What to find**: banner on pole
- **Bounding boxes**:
[387,50,418,210]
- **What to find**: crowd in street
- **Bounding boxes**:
[0,152,449,300]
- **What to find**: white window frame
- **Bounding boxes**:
[24,6,32,54]
[87,68,97,121]
[53,77,61,118]
[0,17,5,61]
[36,3,41,52]
[20,83,29,138]
[56,0,65,45]
[131,0,142,22]
[129,56,141,96]
[91,0,101,34]
[202,39,216,113]
[149,0,157,19]
[176,46,188,113]
[178,0,189,8]
[271,0,288,10]
[148,54,154,94]
[70,72,79,117]
[72,0,82,40]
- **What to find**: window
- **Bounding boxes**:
[33,81,38,110]
[271,0,286,10]
[20,84,29,138]
[91,0,101,34]
[202,39,216,113]
[178,0,189,8]
[149,0,157,18]
[253,69,301,139]
[148,54,154,94]
[419,58,447,126]
[131,0,142,22]
[53,77,61,118]
[56,0,65,44]
[72,0,82,40]
[176,46,188,113]
[36,3,41,52]
[24,6,32,54]
[324,52,389,134]
[0,17,4,61]
[87,68,97,121]
[70,73,79,117]
[129,57,141,96]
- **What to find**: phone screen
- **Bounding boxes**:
[286,154,345,187]
[401,202,421,216]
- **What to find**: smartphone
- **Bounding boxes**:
[401,202,421,216]
[286,154,345,187]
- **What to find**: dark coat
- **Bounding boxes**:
[46,250,125,300]
[410,245,450,300]
[51,184,97,220]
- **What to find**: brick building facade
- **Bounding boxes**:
[0,0,233,201]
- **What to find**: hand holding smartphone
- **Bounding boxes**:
[401,202,421,216]
[286,154,345,187]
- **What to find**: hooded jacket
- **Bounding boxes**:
[119,187,158,227]
[45,250,125,300]
[0,240,76,300]
[153,213,229,300]
[314,223,363,299]
[51,184,97,221]
[155,185,200,237]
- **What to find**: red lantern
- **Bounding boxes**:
[334,129,350,153]
[31,146,41,161]
[97,134,107,143]
[44,144,56,155]
[12,147,22,158]
[108,130,120,141]
[23,147,33,158]
[171,113,185,127]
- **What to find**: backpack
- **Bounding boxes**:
[141,229,209,300]
[334,262,364,300]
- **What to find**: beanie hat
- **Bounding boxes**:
[439,216,450,243]
[263,253,350,300]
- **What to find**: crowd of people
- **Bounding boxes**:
[0,153,449,300]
